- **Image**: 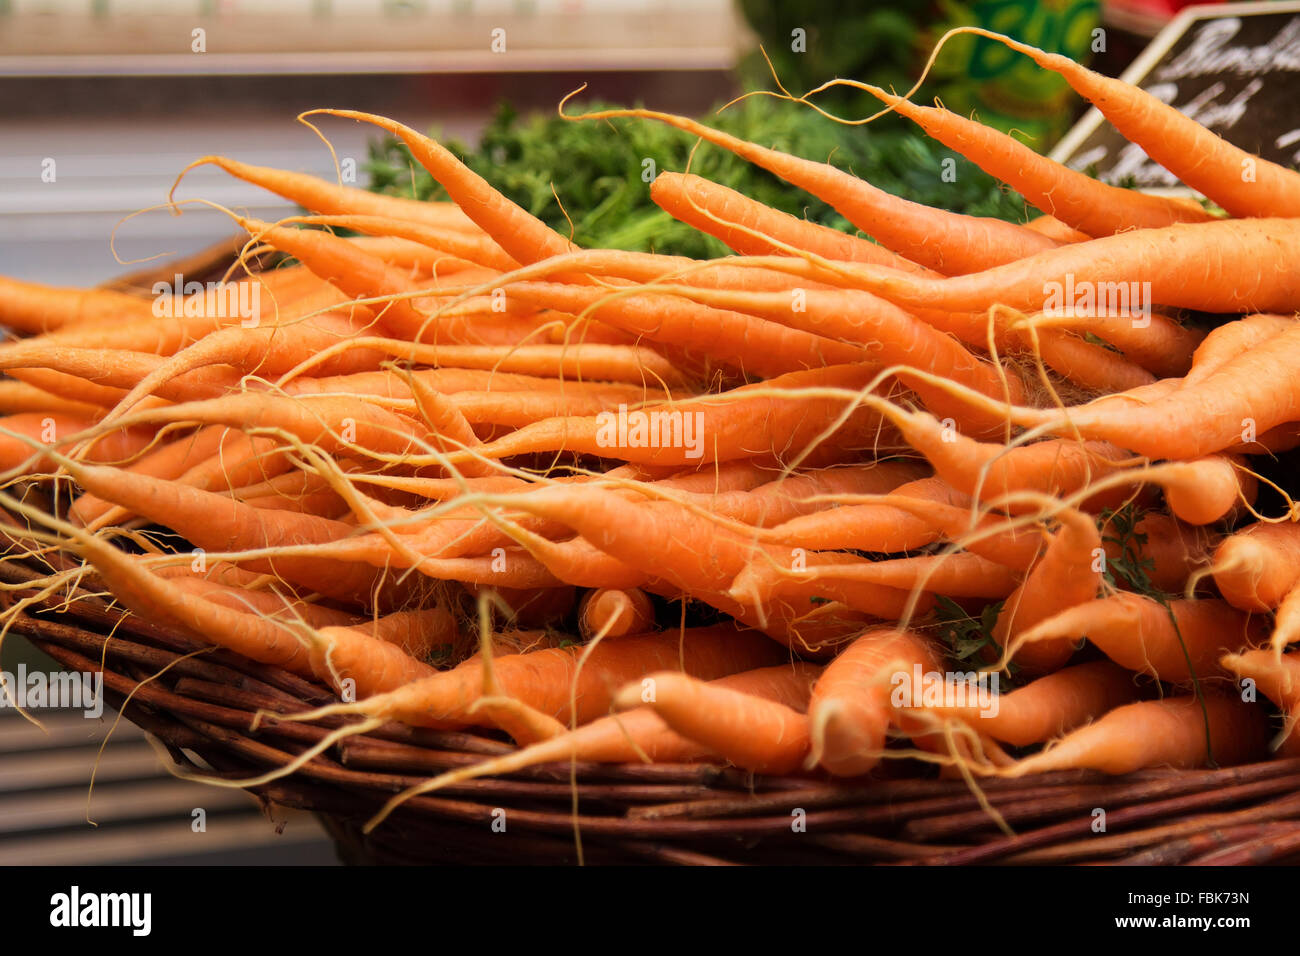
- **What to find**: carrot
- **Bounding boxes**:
[850,83,1214,235]
[956,27,1300,219]
[993,502,1103,673]
[1158,454,1256,526]
[0,413,153,474]
[612,668,815,774]
[347,606,460,661]
[1212,521,1300,612]
[1185,314,1296,387]
[807,627,945,776]
[815,218,1300,316]
[444,364,896,469]
[1002,693,1270,776]
[649,171,934,273]
[920,660,1141,747]
[863,401,1138,514]
[1025,330,1158,394]
[1101,512,1219,595]
[733,552,1019,614]
[165,575,362,630]
[285,214,520,273]
[0,276,159,333]
[290,622,786,728]
[1024,215,1091,244]
[67,528,434,693]
[568,105,1058,275]
[1219,650,1300,757]
[1010,593,1264,683]
[0,380,105,419]
[363,662,823,828]
[500,281,865,377]
[302,110,576,268]
[172,155,483,233]
[910,324,1300,460]
[577,587,656,641]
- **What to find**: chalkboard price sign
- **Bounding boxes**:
[1051,1,1300,195]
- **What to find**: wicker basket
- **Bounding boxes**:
[7,555,1300,866]
[8,243,1294,866]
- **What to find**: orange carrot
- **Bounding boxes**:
[577,587,656,640]
[1212,521,1300,612]
[1003,693,1269,776]
[1219,650,1300,757]
[1011,593,1264,683]
[569,105,1057,275]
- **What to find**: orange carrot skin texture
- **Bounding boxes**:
[0,277,158,333]
[988,33,1300,219]
[78,535,433,693]
[1017,593,1265,683]
[310,110,575,267]
[1024,215,1091,243]
[987,325,1300,460]
[1213,522,1300,611]
[841,218,1300,315]
[614,669,816,774]
[1007,693,1270,776]
[922,660,1140,747]
[994,506,1102,673]
[572,106,1057,275]
[0,413,153,473]
[454,364,897,468]
[809,628,945,776]
[1219,650,1300,758]
[649,172,933,273]
[1185,314,1295,386]
[357,624,786,728]
[862,86,1212,236]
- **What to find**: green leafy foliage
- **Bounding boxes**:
[364,97,1029,259]
[1098,503,1159,598]
[933,595,1015,678]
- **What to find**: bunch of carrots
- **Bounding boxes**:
[2,28,1298,833]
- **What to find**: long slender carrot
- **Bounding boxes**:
[957,27,1300,218]
[568,105,1058,275]
[649,171,934,273]
[920,659,1141,747]
[850,83,1213,235]
[1011,593,1264,683]
[1002,693,1269,776]
[288,623,785,728]
[172,155,483,232]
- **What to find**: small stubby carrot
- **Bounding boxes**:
[852,82,1214,236]
[993,502,1103,674]
[611,668,817,774]
[363,662,823,828]
[290,623,786,728]
[1010,593,1265,683]
[959,27,1300,219]
[1212,521,1300,612]
[577,587,656,641]
[1219,650,1300,757]
[1158,454,1256,526]
[649,171,933,273]
[1002,693,1270,776]
[919,659,1141,747]
[806,627,945,776]
[569,105,1058,275]
[886,325,1300,462]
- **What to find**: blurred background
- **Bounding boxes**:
[0,0,1228,865]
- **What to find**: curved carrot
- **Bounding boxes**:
[1219,650,1300,757]
[1212,521,1300,612]
[577,587,656,641]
